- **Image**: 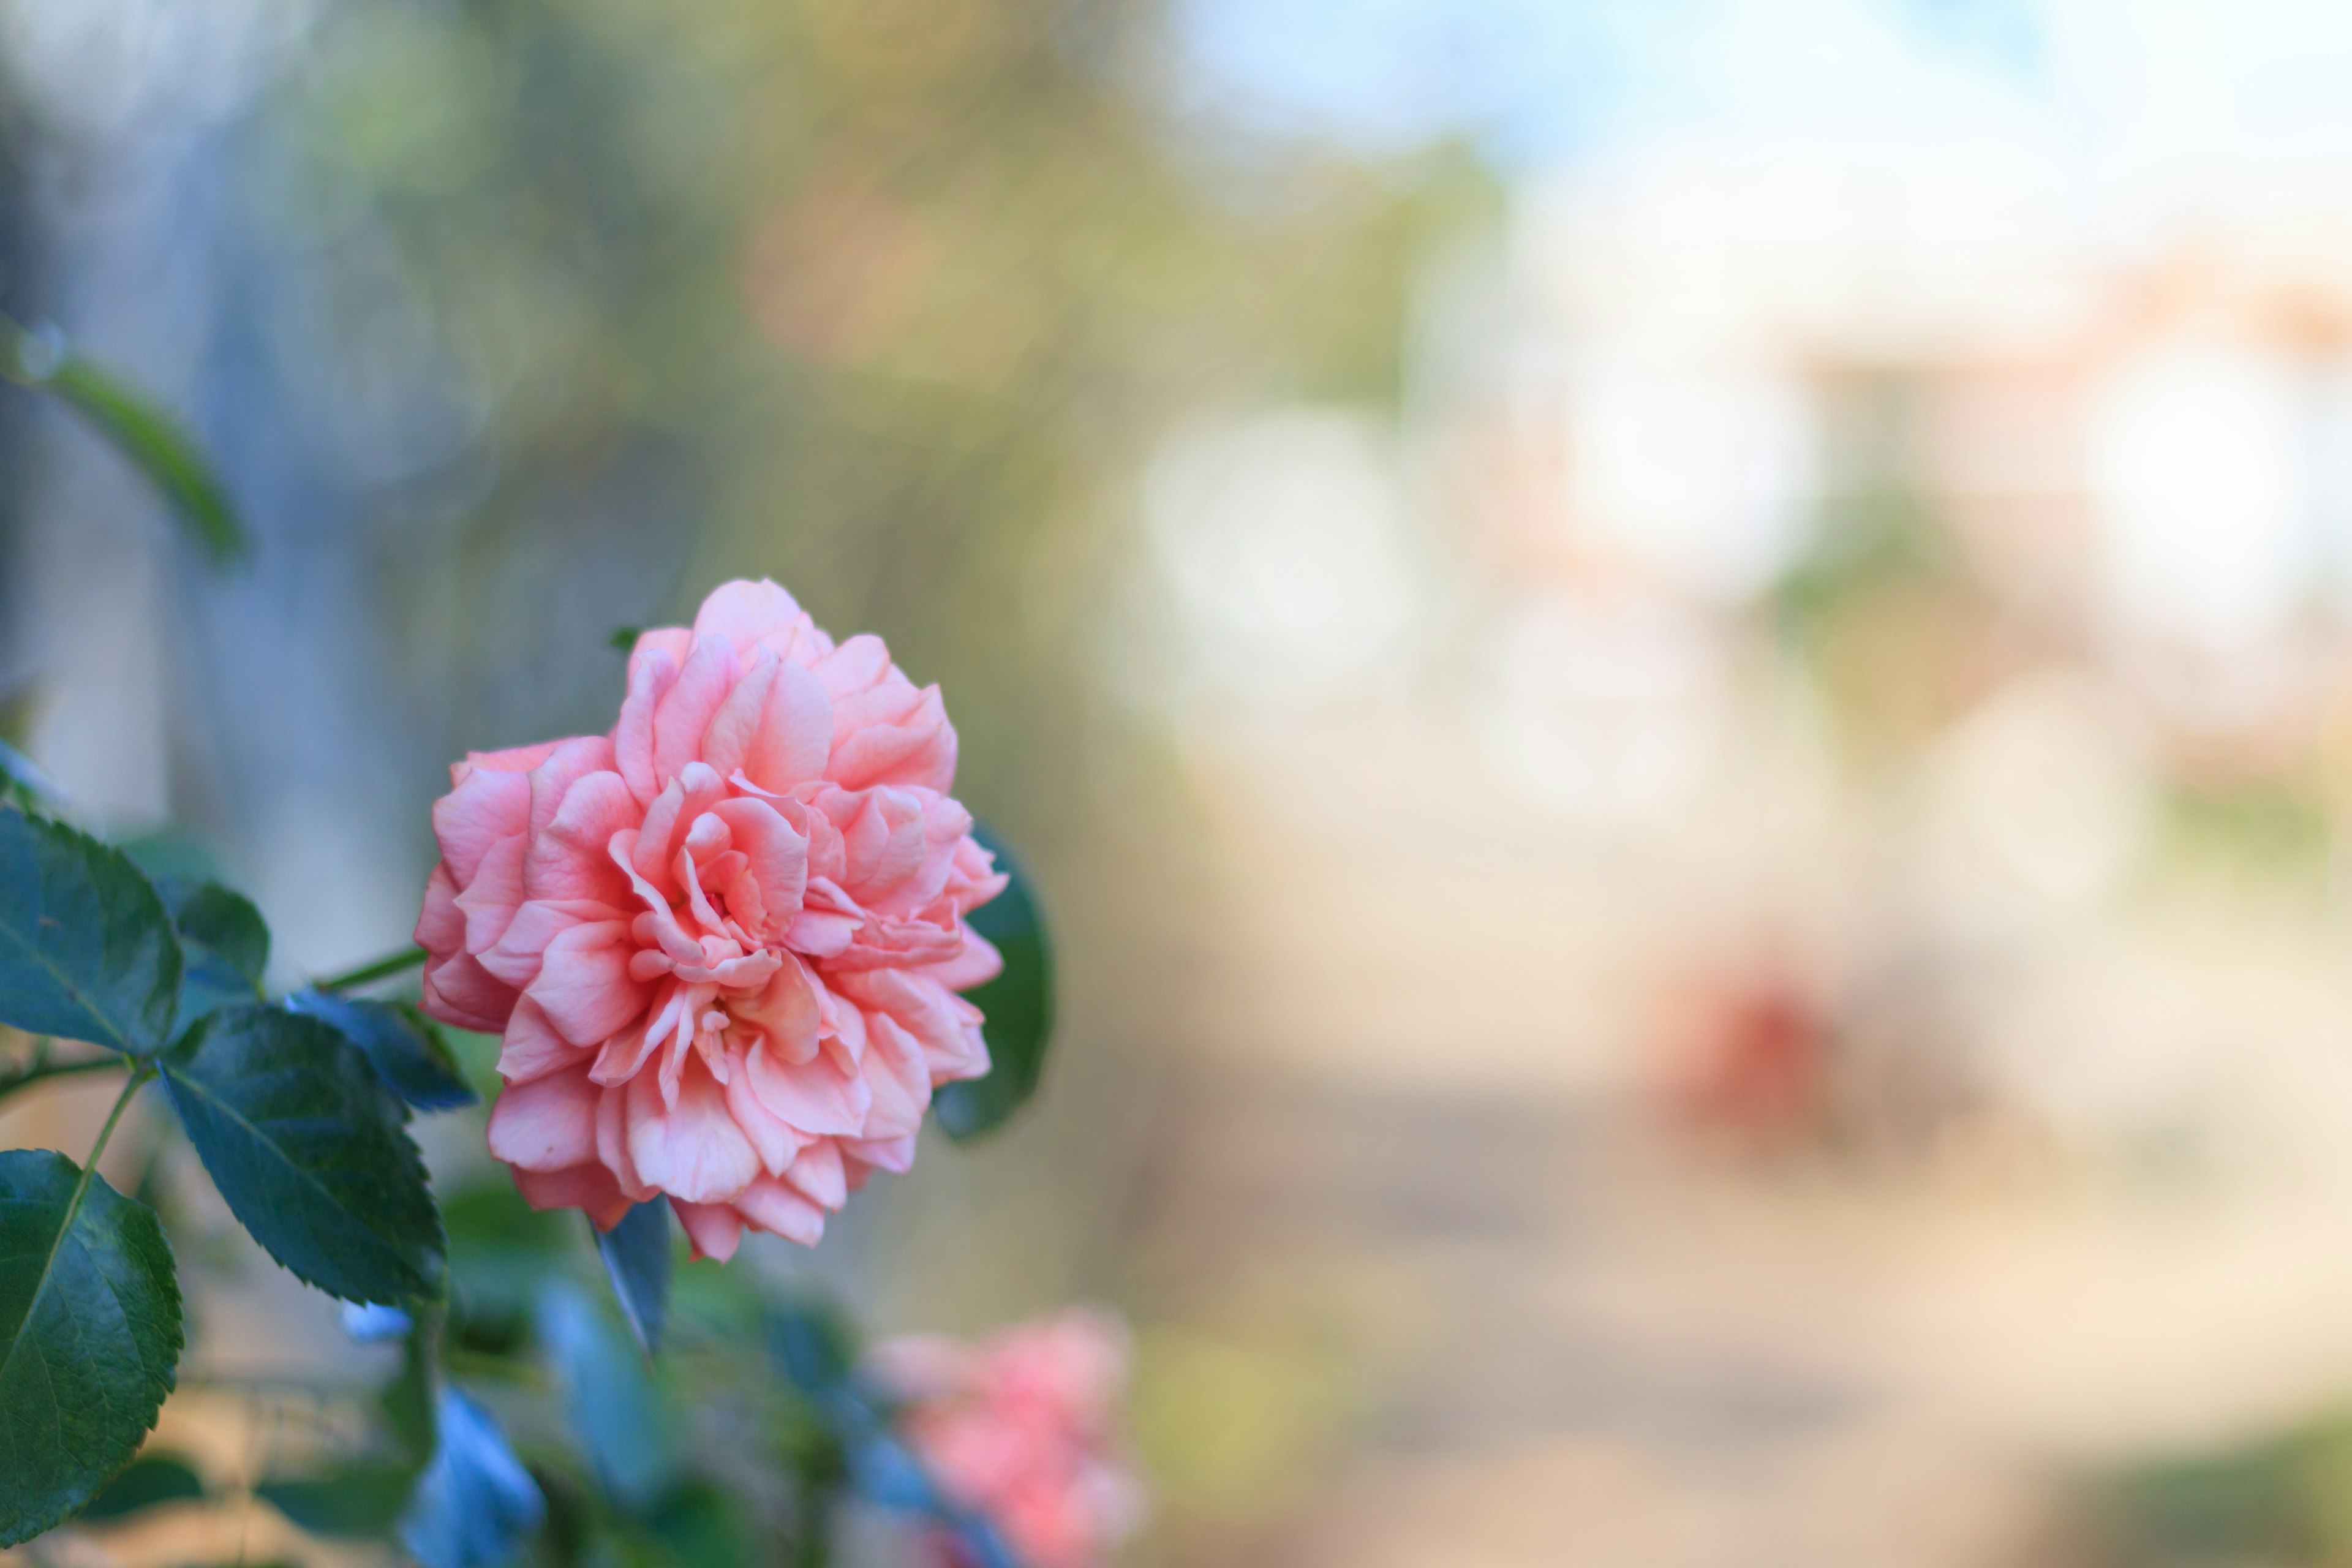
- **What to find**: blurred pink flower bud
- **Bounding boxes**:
[415,579,1006,1258]
[870,1310,1145,1568]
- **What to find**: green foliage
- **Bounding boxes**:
[0,808,183,1056]
[935,828,1055,1140]
[538,1283,677,1510]
[0,739,56,811]
[287,991,478,1111]
[766,1294,860,1400]
[159,1004,445,1303]
[594,1200,671,1357]
[257,1461,421,1538]
[78,1453,205,1520]
[155,879,270,1033]
[0,318,249,565]
[0,1148,184,1545]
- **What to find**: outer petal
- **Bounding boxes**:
[479,897,626,991]
[734,1175,828,1245]
[498,996,589,1086]
[671,1199,744,1262]
[784,1137,848,1210]
[810,635,891,701]
[616,647,681,805]
[831,684,956,793]
[921,926,1003,993]
[692,579,807,655]
[747,660,834,794]
[453,737,569,788]
[847,1133,918,1176]
[526,771,640,905]
[832,968,984,1079]
[421,951,516,1033]
[528,735,619,837]
[514,1163,635,1229]
[432,766,531,886]
[416,864,466,956]
[858,1011,933,1141]
[653,635,742,786]
[628,627,693,670]
[488,1068,601,1171]
[454,834,527,956]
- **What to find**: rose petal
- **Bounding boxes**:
[528,734,618,837]
[654,635,742,788]
[499,996,589,1086]
[488,1068,600,1171]
[416,864,465,955]
[616,647,680,805]
[453,737,567,788]
[432,766,530,886]
[710,796,809,938]
[858,1011,932,1141]
[670,1199,744,1262]
[514,1163,634,1229]
[830,683,956,793]
[526,771,640,905]
[479,897,626,991]
[422,951,516,1033]
[455,834,527,956]
[723,1045,806,1177]
[745,1038,870,1137]
[734,1175,827,1245]
[627,1061,760,1204]
[527,920,649,1046]
[693,578,807,655]
[784,1138,848,1210]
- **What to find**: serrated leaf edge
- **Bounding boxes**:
[0,1155,184,1545]
[160,1016,443,1303]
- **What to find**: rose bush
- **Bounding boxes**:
[417,579,1007,1258]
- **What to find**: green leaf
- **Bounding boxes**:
[257,1460,418,1538]
[154,878,268,1033]
[380,1320,437,1470]
[78,1453,204,1520]
[0,808,183,1055]
[1,323,247,567]
[538,1283,677,1511]
[284,992,477,1111]
[165,881,267,986]
[0,1148,183,1545]
[766,1296,858,1398]
[0,740,57,811]
[399,1387,545,1568]
[593,1201,670,1359]
[932,826,1055,1141]
[160,1004,445,1303]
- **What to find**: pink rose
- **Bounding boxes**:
[415,579,1006,1260]
[869,1311,1145,1568]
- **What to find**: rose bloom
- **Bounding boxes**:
[869,1311,1144,1568]
[414,579,1004,1260]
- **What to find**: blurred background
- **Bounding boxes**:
[19,0,2352,1562]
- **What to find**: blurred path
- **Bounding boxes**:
[1128,694,2352,1568]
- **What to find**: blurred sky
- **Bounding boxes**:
[1176,0,2352,192]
